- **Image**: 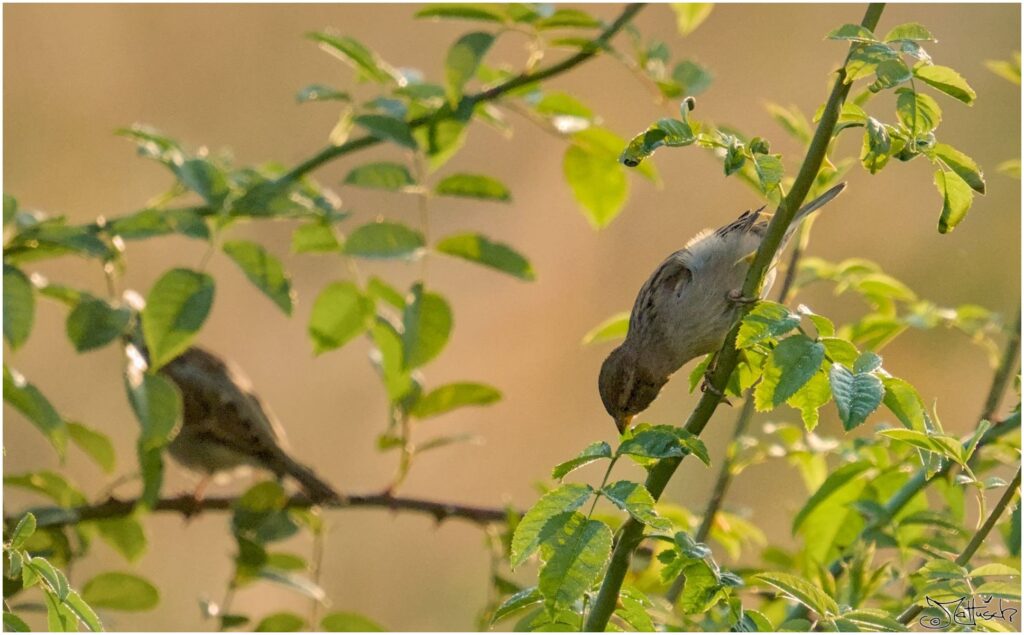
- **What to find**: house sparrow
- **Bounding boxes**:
[599,183,847,432]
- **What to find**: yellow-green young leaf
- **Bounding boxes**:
[845,42,898,83]
[737,301,800,348]
[295,83,349,103]
[869,58,912,92]
[308,282,374,355]
[3,264,34,350]
[10,513,36,550]
[754,572,839,617]
[435,232,535,280]
[792,461,872,537]
[670,4,713,36]
[343,162,414,190]
[931,143,986,194]
[343,221,424,259]
[829,363,884,431]
[839,609,909,632]
[582,311,629,345]
[826,23,877,41]
[411,382,501,418]
[369,318,414,403]
[413,106,468,170]
[538,514,613,609]
[291,220,341,254]
[786,371,832,431]
[435,173,510,201]
[142,268,215,371]
[401,283,452,369]
[321,611,386,632]
[895,88,941,135]
[564,143,629,228]
[754,335,825,410]
[125,368,181,451]
[353,114,418,149]
[6,471,86,508]
[551,441,613,480]
[491,587,543,624]
[913,64,977,104]
[445,32,494,103]
[878,429,967,466]
[67,422,115,473]
[883,23,935,42]
[934,169,974,233]
[860,117,892,174]
[676,559,725,614]
[4,366,68,458]
[93,517,146,562]
[616,588,656,632]
[536,8,600,29]
[797,305,835,337]
[366,276,405,310]
[222,241,294,315]
[510,484,594,568]
[81,572,159,611]
[753,154,785,192]
[673,60,714,98]
[882,377,930,432]
[307,33,400,84]
[255,612,305,632]
[986,54,1021,85]
[3,612,31,632]
[416,4,508,22]
[997,159,1021,178]
[601,481,671,530]
[618,426,685,461]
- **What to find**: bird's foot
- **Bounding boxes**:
[727,289,758,305]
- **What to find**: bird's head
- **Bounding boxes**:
[598,345,667,434]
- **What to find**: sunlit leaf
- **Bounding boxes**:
[81,572,159,611]
[142,268,215,371]
[435,232,534,280]
[343,221,424,259]
[308,282,374,354]
[411,382,501,419]
[222,241,294,315]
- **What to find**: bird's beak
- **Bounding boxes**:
[615,415,634,435]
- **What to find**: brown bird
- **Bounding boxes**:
[599,183,846,433]
[152,346,341,503]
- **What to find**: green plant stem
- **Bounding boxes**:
[582,6,887,630]
[281,4,646,183]
[7,491,516,530]
[896,465,1021,626]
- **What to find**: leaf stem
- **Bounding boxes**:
[582,5,887,630]
[896,465,1021,625]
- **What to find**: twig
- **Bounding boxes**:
[280,4,647,183]
[896,465,1021,625]
[582,5,887,630]
[6,491,516,530]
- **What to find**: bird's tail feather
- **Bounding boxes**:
[793,182,847,223]
[278,456,344,504]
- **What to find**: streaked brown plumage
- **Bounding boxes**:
[599,183,847,433]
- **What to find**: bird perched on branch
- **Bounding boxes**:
[599,183,847,433]
[146,345,342,503]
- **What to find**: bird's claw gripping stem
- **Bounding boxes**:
[700,368,732,406]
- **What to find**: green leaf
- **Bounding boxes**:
[321,612,385,632]
[753,154,785,192]
[66,296,131,352]
[491,587,543,623]
[3,264,34,350]
[845,42,898,83]
[353,114,417,149]
[839,609,909,632]
[931,143,986,194]
[4,366,68,457]
[308,282,374,354]
[826,24,877,41]
[670,4,713,36]
[883,23,935,42]
[618,426,685,460]
[366,276,405,309]
[401,283,452,369]
[68,422,115,473]
[307,33,399,84]
[255,612,305,632]
[536,9,600,30]
[174,158,229,207]
[3,612,31,632]
[754,335,825,410]
[291,220,341,254]
[913,64,977,104]
[369,318,413,403]
[411,382,501,418]
[296,84,349,103]
[934,168,974,233]
[564,143,628,228]
[969,563,1021,577]
[551,441,612,480]
[672,60,714,97]
[853,351,883,373]
[445,32,494,103]
[895,88,941,135]
[792,461,872,559]
[860,117,892,174]
[343,162,414,190]
[136,444,164,509]
[676,559,725,615]
[142,268,215,371]
[582,311,629,345]
[81,572,159,611]
[93,517,146,562]
[737,301,801,348]
[510,483,593,568]
[108,207,210,241]
[986,54,1021,85]
[222,240,294,315]
[538,514,613,609]
[785,372,832,431]
[620,118,696,166]
[435,173,510,201]
[10,513,37,549]
[602,481,671,530]
[882,377,929,432]
[869,58,912,92]
[797,304,835,337]
[829,363,884,430]
[753,572,839,617]
[416,4,508,23]
[3,193,16,226]
[343,221,424,259]
[435,232,534,280]
[5,470,86,507]
[125,368,181,451]
[878,429,967,466]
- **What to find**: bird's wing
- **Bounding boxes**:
[715,206,768,239]
[628,251,692,336]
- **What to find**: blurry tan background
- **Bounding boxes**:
[4,3,1020,631]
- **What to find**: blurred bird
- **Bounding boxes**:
[145,345,342,503]
[598,183,847,433]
